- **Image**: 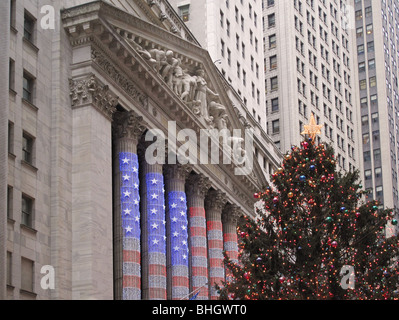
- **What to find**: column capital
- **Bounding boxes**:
[113,110,146,142]
[186,174,211,199]
[222,204,242,226]
[69,74,119,120]
[164,164,193,182]
[205,190,227,212]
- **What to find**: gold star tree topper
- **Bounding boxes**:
[301,113,323,141]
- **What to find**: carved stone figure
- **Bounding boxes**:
[193,68,219,123]
[149,48,167,74]
[161,50,180,88]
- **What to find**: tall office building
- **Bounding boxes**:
[169,0,267,130]
[353,0,398,236]
[262,0,360,175]
[1,0,281,300]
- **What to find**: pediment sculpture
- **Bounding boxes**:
[126,37,230,131]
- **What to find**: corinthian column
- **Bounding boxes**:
[185,174,211,300]
[222,204,242,285]
[139,143,167,300]
[164,164,192,300]
[205,190,227,300]
[113,111,146,300]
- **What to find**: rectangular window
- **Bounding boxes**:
[178,5,190,22]
[8,121,14,154]
[269,34,276,49]
[24,11,35,43]
[271,98,279,112]
[270,55,277,69]
[21,257,34,292]
[272,120,280,134]
[7,186,13,219]
[7,252,12,286]
[268,13,276,28]
[21,194,34,228]
[270,76,278,91]
[22,133,34,165]
[9,59,15,90]
[23,72,35,103]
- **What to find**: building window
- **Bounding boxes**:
[268,13,276,28]
[178,5,190,22]
[369,76,376,87]
[270,76,278,91]
[359,79,367,90]
[23,72,35,103]
[7,252,12,286]
[21,257,34,293]
[375,167,382,179]
[22,133,34,165]
[358,61,365,73]
[269,34,276,49]
[21,194,34,228]
[270,55,277,69]
[367,41,374,52]
[272,120,280,134]
[10,0,16,28]
[9,59,15,90]
[271,98,279,112]
[366,24,373,35]
[365,169,372,181]
[8,121,14,154]
[368,59,375,70]
[7,186,13,219]
[24,11,36,43]
[376,186,383,199]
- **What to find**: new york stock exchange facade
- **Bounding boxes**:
[14,0,282,300]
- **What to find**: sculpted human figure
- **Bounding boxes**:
[162,50,180,88]
[193,68,219,123]
[149,48,167,74]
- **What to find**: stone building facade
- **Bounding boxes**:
[1,0,282,300]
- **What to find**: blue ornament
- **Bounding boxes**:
[309,165,316,171]
[340,207,346,212]
[299,175,306,182]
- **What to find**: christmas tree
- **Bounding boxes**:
[219,115,399,300]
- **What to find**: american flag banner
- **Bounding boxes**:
[168,191,190,299]
[146,172,167,300]
[119,152,141,300]
[189,207,209,300]
[207,220,225,300]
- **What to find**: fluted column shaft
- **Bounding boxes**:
[205,190,227,300]
[164,164,192,300]
[113,111,145,300]
[140,146,167,300]
[186,174,211,300]
[222,205,241,301]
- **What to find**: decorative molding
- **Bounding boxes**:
[91,47,149,110]
[69,74,118,120]
[113,110,147,142]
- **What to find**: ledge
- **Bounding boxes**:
[20,224,38,235]
[19,289,37,298]
[7,218,15,225]
[22,37,39,53]
[21,160,38,173]
[8,152,16,160]
[21,98,38,112]
[10,25,18,34]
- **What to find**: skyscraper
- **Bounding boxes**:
[353,0,398,236]
[262,0,360,176]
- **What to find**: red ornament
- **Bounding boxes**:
[273,197,279,204]
[279,276,286,283]
[244,272,250,280]
[331,241,338,248]
[254,193,260,199]
[355,212,361,218]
